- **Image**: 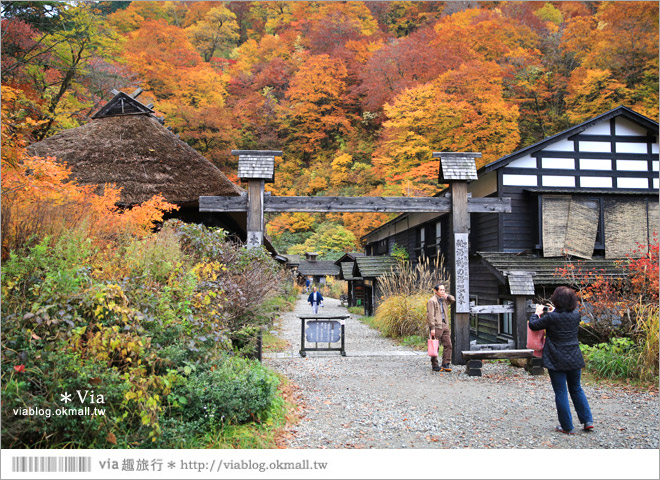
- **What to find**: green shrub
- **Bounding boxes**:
[2,349,130,448]
[580,337,639,380]
[171,356,279,427]
[348,306,363,315]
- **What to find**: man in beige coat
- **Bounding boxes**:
[427,284,455,372]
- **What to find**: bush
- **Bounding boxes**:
[374,293,430,338]
[171,356,279,427]
[2,219,287,448]
[580,337,639,380]
[323,276,346,299]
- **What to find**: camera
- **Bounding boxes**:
[542,305,550,313]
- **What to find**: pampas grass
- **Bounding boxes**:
[634,302,659,381]
[374,254,450,339]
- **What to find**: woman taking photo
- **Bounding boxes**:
[529,286,594,434]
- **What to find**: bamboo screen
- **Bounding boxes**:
[542,196,570,257]
[604,198,648,259]
[563,198,600,259]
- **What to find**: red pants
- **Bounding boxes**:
[430,326,452,366]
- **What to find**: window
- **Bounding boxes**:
[500,299,513,335]
[435,221,442,254]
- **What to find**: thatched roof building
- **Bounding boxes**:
[27,90,249,239]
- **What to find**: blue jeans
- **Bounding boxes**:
[548,368,593,431]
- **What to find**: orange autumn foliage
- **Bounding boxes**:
[1,155,177,259]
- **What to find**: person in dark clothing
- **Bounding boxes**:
[307,286,323,314]
[529,286,594,434]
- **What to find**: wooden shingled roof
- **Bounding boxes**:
[339,262,362,281]
[506,271,536,295]
[354,255,401,278]
[478,252,627,287]
[233,150,280,183]
[334,252,365,265]
[297,260,341,277]
[432,152,480,182]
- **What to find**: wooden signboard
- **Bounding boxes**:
[454,233,470,313]
[305,321,342,343]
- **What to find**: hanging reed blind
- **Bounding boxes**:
[604,198,647,259]
[563,198,600,259]
[542,196,570,257]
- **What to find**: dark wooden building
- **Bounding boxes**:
[334,252,365,308]
[297,252,341,285]
[363,106,659,343]
[353,255,401,316]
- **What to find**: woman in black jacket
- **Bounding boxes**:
[529,286,594,434]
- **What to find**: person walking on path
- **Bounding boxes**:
[529,286,594,434]
[305,277,311,293]
[427,283,454,372]
[307,286,324,314]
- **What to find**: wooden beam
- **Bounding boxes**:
[263,196,451,213]
[468,197,511,213]
[200,195,511,214]
[461,349,534,360]
[470,305,514,314]
[199,195,247,212]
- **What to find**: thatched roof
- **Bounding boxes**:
[27,114,242,207]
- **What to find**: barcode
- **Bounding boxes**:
[12,456,92,473]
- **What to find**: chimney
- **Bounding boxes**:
[305,252,318,263]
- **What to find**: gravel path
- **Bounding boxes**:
[264,295,659,449]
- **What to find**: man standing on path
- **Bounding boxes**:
[427,284,455,372]
[307,286,324,314]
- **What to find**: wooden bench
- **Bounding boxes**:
[461,349,544,376]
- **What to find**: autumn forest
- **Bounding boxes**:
[2,1,659,256]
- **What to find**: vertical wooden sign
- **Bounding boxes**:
[454,233,470,313]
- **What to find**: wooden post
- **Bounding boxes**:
[246,180,264,249]
[513,296,528,350]
[232,150,281,249]
[433,152,480,366]
[450,181,470,365]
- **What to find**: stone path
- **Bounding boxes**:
[264,295,659,449]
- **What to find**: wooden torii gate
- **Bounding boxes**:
[200,150,512,365]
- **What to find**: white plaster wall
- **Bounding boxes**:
[580,177,613,188]
[616,160,649,171]
[542,176,575,187]
[579,141,611,152]
[616,117,648,136]
[580,159,612,170]
[617,177,649,189]
[542,158,575,169]
[502,174,537,186]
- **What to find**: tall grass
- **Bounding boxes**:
[374,293,429,338]
[374,255,449,339]
[379,254,449,298]
[634,302,659,382]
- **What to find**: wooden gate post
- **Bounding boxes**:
[232,150,281,248]
[433,152,480,365]
[505,271,536,349]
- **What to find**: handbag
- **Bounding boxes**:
[526,322,545,358]
[427,338,439,357]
